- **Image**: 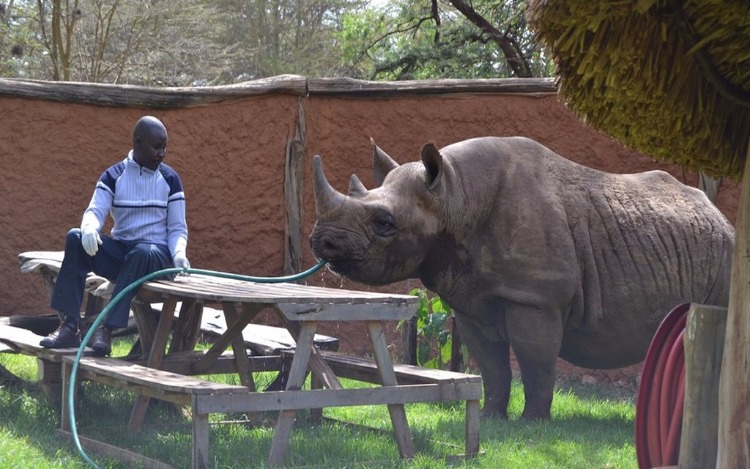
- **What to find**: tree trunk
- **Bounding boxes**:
[716,139,750,468]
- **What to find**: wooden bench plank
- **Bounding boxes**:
[195,383,484,414]
[315,351,483,386]
[18,250,113,299]
[62,356,248,395]
[200,306,339,355]
[0,324,93,361]
[152,350,284,376]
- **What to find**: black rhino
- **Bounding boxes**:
[309,136,734,420]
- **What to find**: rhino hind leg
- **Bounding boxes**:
[453,313,512,418]
[505,305,562,420]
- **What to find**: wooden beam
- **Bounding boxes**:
[283,98,305,276]
[57,429,177,469]
[0,75,308,108]
[717,139,750,468]
[0,76,557,108]
[680,304,726,468]
[307,77,557,97]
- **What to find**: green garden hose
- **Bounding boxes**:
[68,260,327,468]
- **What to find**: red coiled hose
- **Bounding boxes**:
[635,303,689,469]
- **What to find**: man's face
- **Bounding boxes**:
[134,126,168,171]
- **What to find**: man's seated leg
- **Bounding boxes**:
[91,242,172,357]
[41,228,90,349]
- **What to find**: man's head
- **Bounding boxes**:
[132,116,168,170]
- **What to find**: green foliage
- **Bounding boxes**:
[1,0,553,84]
[409,287,454,369]
[0,1,46,78]
[200,0,367,81]
[337,0,554,80]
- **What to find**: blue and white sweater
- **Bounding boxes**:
[80,151,188,261]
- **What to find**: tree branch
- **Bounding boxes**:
[447,0,532,77]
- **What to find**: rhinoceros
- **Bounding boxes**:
[309,136,734,420]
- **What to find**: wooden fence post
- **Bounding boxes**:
[680,304,727,468]
[284,98,306,276]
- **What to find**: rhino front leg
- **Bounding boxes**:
[454,313,512,418]
[505,304,563,420]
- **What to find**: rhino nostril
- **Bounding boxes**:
[323,239,337,253]
[312,234,339,258]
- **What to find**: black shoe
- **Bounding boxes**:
[90,327,111,357]
[40,324,80,349]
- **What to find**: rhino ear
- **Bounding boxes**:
[371,137,399,187]
[421,142,444,190]
[348,173,367,197]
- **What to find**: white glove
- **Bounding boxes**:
[81,227,102,256]
[174,255,190,270]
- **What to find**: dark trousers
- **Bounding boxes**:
[50,228,172,329]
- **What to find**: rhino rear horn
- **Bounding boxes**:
[312,155,347,216]
[348,174,367,197]
[371,137,399,186]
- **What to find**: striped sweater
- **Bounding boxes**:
[80,151,188,260]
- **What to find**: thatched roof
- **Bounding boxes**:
[527,0,750,179]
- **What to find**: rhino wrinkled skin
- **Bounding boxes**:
[309,136,734,420]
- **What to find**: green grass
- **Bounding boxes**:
[0,338,638,468]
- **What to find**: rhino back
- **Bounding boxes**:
[438,137,733,366]
[569,170,733,326]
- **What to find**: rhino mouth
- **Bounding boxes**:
[323,258,361,278]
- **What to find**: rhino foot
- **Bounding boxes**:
[520,399,552,420]
[481,402,508,420]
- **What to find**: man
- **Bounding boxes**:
[40,115,190,356]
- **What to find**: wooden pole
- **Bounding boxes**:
[283,98,305,276]
[679,304,726,469]
[717,139,750,468]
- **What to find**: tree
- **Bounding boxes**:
[1,0,226,85]
[2,0,549,84]
[208,0,365,82]
[338,0,551,80]
[0,1,47,78]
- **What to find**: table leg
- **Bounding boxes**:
[282,316,342,390]
[128,296,178,430]
[465,399,480,458]
[60,360,77,432]
[268,321,317,466]
[191,404,209,469]
[168,299,202,355]
[193,303,263,374]
[223,303,256,391]
[367,320,415,459]
[130,296,159,358]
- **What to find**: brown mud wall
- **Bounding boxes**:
[0,78,739,376]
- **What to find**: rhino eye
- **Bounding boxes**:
[372,211,397,237]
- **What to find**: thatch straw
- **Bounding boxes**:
[527,0,750,179]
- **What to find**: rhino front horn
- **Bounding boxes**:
[312,154,347,216]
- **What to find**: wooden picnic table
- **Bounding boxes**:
[13,252,482,468]
[132,273,426,465]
